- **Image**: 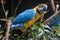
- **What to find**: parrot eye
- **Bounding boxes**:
[43,7,47,11]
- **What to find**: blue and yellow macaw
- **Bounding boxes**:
[11,4,48,32]
[48,16,60,27]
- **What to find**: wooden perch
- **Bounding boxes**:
[2,20,11,40]
[5,20,11,40]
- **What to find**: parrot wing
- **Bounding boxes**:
[12,9,36,24]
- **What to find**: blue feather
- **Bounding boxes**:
[11,24,24,30]
[11,9,36,30]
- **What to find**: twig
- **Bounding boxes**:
[54,1,60,4]
[1,0,21,40]
[2,34,10,40]
[2,36,5,40]
[1,0,10,40]
[49,0,55,12]
[0,0,5,4]
[43,3,60,24]
[1,0,8,19]
[13,0,22,17]
[11,0,13,16]
[40,12,45,23]
[0,35,3,39]
[5,20,11,40]
[1,20,11,40]
[1,0,6,14]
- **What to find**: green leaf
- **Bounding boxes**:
[40,23,45,29]
[52,26,60,34]
[33,24,39,31]
[58,21,60,27]
[52,26,58,30]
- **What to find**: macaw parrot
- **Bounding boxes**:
[48,16,60,27]
[11,4,48,32]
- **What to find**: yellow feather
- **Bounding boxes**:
[23,13,41,32]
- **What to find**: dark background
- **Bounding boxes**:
[0,0,60,27]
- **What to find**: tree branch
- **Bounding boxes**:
[49,0,56,12]
[5,20,11,40]
[13,0,22,17]
[43,10,60,24]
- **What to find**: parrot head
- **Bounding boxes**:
[37,4,48,14]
